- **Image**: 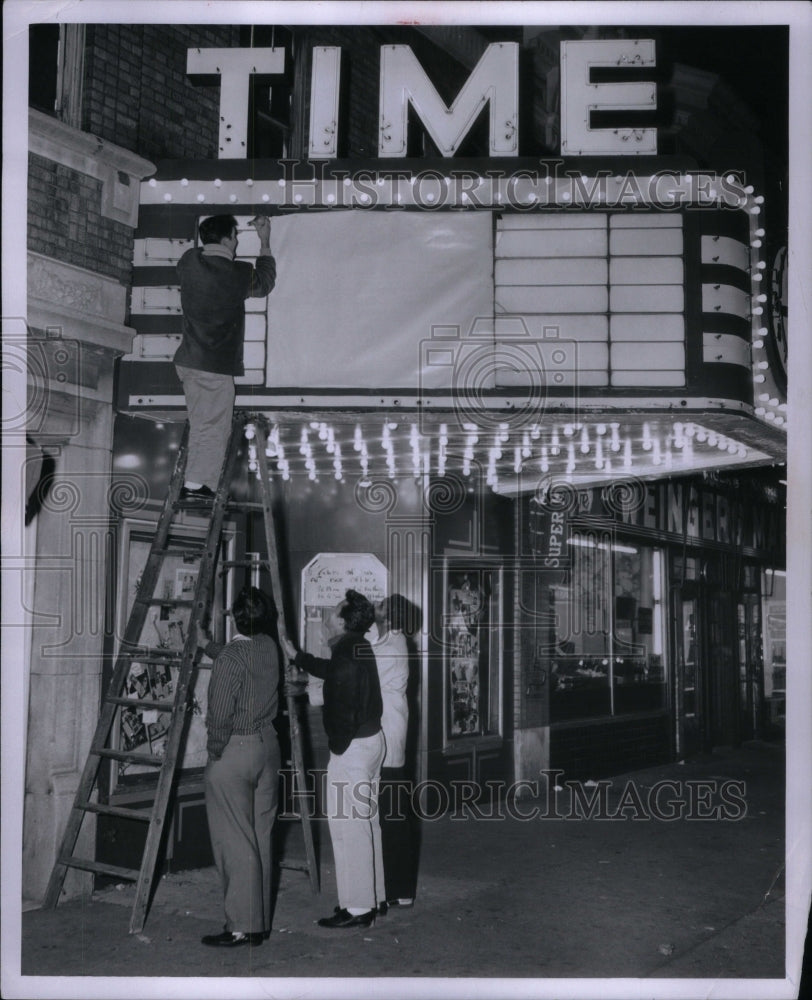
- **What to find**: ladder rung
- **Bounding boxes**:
[221,559,270,569]
[59,856,140,881]
[106,696,175,712]
[80,802,152,822]
[119,648,183,662]
[94,748,164,766]
[225,501,265,511]
[137,598,195,608]
[163,545,204,557]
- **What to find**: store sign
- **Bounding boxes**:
[189,39,657,160]
[528,479,783,555]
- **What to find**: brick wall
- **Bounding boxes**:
[82,24,240,161]
[28,154,133,283]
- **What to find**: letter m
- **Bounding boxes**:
[379,43,519,157]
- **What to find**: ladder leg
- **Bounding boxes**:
[44,425,193,910]
[249,416,320,894]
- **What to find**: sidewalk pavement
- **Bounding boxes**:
[12,740,801,999]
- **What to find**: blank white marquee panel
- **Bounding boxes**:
[494,211,686,388]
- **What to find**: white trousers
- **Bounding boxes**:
[175,364,235,489]
[325,731,386,911]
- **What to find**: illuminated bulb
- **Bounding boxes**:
[757,361,769,370]
[642,422,652,451]
[229,194,238,203]
[245,178,254,186]
[754,195,764,204]
[755,406,766,416]
[580,426,590,454]
[707,432,717,447]
[180,178,189,187]
[440,423,449,445]
[753,340,764,350]
[674,422,684,448]
[751,239,762,248]
[623,438,632,471]
[610,423,620,452]
[214,179,222,187]
[353,425,363,451]
[522,432,531,458]
[262,193,270,202]
[695,427,707,442]
[540,447,549,473]
[196,193,206,202]
[652,438,662,465]
[744,185,754,194]
[514,447,522,474]
[750,206,760,214]
[756,261,766,269]
[244,424,256,441]
[755,228,765,237]
[752,306,763,315]
[596,423,606,435]
[754,374,766,383]
[564,423,574,437]
[148,178,157,187]
[566,443,576,474]
[530,424,540,440]
[550,428,560,455]
[595,437,604,470]
[756,294,767,303]
[499,422,510,443]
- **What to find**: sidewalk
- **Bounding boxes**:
[14,741,793,997]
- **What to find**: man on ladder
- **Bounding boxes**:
[174,212,276,501]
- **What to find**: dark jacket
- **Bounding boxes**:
[295,632,382,755]
[174,248,276,375]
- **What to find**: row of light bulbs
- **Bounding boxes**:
[143,174,767,212]
[242,418,748,488]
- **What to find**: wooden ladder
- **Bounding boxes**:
[43,413,318,933]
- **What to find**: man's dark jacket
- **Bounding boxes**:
[174,248,276,375]
[295,632,383,755]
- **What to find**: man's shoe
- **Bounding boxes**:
[179,485,216,502]
[377,901,388,916]
[386,897,415,908]
[201,930,263,947]
[317,907,375,929]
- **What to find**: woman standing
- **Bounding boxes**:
[282,589,385,928]
[201,587,281,948]
[374,594,418,910]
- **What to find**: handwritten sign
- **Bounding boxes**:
[303,555,388,608]
[300,554,388,704]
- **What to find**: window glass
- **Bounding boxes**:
[29,24,60,114]
[549,533,667,722]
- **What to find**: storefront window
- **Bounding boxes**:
[549,533,667,722]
